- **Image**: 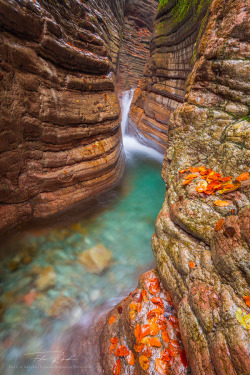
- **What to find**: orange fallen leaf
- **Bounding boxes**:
[219,181,240,194]
[179,169,188,174]
[141,324,151,339]
[126,351,135,366]
[157,316,167,330]
[147,277,161,295]
[151,297,164,309]
[149,322,160,336]
[162,330,171,343]
[220,176,232,182]
[111,337,119,345]
[236,172,249,182]
[183,179,193,186]
[142,346,152,358]
[161,348,172,362]
[134,343,145,352]
[139,355,149,371]
[243,296,250,308]
[215,219,224,231]
[155,358,170,374]
[141,337,162,347]
[214,200,231,207]
[109,316,115,325]
[113,358,121,375]
[189,262,195,269]
[184,173,197,180]
[115,345,130,357]
[135,324,141,342]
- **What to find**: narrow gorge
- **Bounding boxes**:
[0,1,249,375]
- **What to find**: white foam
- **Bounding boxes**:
[121,89,163,163]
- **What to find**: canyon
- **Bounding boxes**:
[0,0,157,235]
[101,0,250,374]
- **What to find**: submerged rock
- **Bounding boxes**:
[35,265,56,291]
[48,296,74,318]
[78,244,113,274]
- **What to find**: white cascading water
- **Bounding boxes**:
[121,89,163,163]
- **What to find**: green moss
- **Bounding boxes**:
[158,0,211,27]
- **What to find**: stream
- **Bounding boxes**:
[0,90,164,374]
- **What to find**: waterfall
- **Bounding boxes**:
[121,89,163,163]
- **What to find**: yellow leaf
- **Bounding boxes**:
[236,308,250,329]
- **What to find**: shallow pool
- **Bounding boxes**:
[0,136,165,374]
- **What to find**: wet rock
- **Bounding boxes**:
[100,269,189,375]
[8,257,21,272]
[48,296,74,318]
[22,255,32,265]
[35,265,56,291]
[78,244,112,274]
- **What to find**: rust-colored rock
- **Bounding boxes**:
[101,269,189,375]
[0,0,159,236]
[129,0,211,152]
[102,1,250,374]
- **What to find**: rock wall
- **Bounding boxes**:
[129,0,211,152]
[0,0,157,236]
[117,0,158,92]
[152,0,250,373]
[101,0,250,374]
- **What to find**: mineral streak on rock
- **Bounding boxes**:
[129,0,211,153]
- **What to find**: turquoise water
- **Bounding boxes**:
[0,148,165,374]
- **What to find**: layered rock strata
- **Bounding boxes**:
[129,0,211,152]
[117,0,158,92]
[102,0,250,374]
[0,0,157,236]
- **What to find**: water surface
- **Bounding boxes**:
[0,91,165,374]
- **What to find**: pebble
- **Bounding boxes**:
[78,243,113,274]
[35,265,56,291]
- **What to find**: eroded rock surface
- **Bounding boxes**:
[129,0,211,152]
[101,270,189,375]
[117,0,158,92]
[0,0,127,235]
[0,0,158,236]
[102,0,250,374]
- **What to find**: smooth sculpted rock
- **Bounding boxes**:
[78,243,113,274]
[129,0,211,153]
[100,269,189,375]
[102,1,250,374]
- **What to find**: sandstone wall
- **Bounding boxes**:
[0,0,157,236]
[129,0,210,152]
[152,0,250,373]
[117,0,158,92]
[100,1,250,374]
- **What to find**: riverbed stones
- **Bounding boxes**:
[78,244,113,274]
[35,265,56,291]
[48,296,74,318]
